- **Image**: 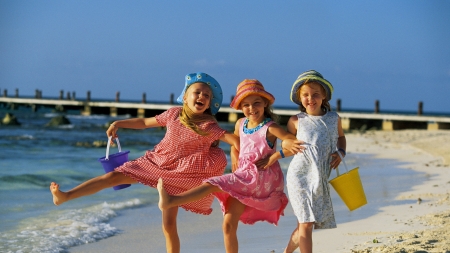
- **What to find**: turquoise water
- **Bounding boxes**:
[0,107,426,252]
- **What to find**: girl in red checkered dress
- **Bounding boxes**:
[50,72,239,253]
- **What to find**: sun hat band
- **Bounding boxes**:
[290,70,333,105]
[230,79,275,110]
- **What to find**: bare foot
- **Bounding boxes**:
[50,182,67,206]
[157,178,171,211]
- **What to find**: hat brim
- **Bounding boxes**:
[177,73,223,115]
[230,89,275,110]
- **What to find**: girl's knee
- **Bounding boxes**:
[103,171,120,180]
[163,216,177,227]
[163,222,177,233]
[162,217,178,236]
[222,220,237,235]
[162,207,178,231]
[300,222,314,228]
[299,222,314,233]
[222,216,239,235]
[105,171,134,185]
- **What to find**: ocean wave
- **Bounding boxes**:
[54,124,75,129]
[0,199,143,253]
[0,134,35,140]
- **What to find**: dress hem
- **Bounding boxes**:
[117,170,213,215]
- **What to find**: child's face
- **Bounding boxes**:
[240,95,268,123]
[183,82,212,114]
[299,82,326,115]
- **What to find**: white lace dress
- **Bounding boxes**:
[286,111,339,229]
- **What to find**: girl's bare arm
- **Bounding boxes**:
[269,117,304,155]
[220,131,240,152]
[227,118,242,171]
[256,121,304,169]
[281,115,303,154]
[111,117,160,129]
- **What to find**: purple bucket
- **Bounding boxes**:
[98,137,131,190]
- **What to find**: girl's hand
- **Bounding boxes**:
[282,139,305,154]
[330,151,343,169]
[106,123,119,143]
[255,157,270,170]
[230,147,239,172]
[255,155,278,170]
[231,160,239,172]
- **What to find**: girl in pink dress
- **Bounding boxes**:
[158,79,303,253]
[50,72,240,253]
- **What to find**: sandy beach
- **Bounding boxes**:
[69,130,450,253]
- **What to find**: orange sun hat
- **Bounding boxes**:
[230,79,275,110]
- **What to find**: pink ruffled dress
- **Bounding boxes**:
[207,118,288,225]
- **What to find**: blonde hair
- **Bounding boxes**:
[296,81,331,113]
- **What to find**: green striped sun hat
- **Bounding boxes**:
[290,70,334,105]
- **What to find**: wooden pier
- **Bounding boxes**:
[1,96,450,131]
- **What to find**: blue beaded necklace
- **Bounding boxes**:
[243,117,272,134]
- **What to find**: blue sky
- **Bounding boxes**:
[1,0,449,114]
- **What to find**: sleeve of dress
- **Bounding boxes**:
[155,107,181,127]
[204,121,227,142]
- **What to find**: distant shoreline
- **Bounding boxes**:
[1,94,449,117]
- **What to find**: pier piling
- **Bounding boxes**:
[375,100,380,114]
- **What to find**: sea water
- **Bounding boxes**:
[0,107,170,252]
[0,107,425,252]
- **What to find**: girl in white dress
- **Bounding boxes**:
[282,70,346,253]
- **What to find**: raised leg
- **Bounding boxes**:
[50,171,137,205]
[157,178,220,210]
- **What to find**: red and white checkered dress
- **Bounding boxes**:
[116,107,227,214]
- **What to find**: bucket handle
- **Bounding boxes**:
[105,136,122,160]
[335,148,349,177]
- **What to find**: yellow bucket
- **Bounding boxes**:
[329,167,367,211]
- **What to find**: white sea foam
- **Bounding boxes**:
[0,199,142,253]
[56,124,75,129]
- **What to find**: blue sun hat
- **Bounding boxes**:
[177,72,223,115]
[290,70,334,105]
